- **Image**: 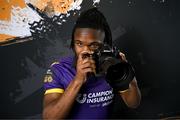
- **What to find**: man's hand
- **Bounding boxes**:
[75,51,96,83]
[119,52,128,62]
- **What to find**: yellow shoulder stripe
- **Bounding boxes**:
[45,88,64,95]
[50,61,59,67]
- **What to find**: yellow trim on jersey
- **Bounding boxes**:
[45,88,64,95]
[50,61,59,67]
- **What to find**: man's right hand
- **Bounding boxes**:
[75,51,96,84]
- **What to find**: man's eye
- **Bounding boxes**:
[90,44,97,48]
[90,44,100,49]
[76,42,83,47]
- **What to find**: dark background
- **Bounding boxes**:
[1,0,180,119]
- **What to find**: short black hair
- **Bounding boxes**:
[71,7,112,48]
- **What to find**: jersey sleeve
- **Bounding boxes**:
[43,62,65,95]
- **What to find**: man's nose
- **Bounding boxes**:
[83,45,91,52]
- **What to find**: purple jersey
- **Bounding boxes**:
[43,56,114,119]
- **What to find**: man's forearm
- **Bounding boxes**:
[119,78,141,108]
[43,79,83,119]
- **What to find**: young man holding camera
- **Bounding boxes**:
[43,8,141,119]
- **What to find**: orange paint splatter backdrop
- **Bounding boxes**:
[0,0,26,41]
[0,0,26,21]
[0,0,100,44]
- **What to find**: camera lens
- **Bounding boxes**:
[105,62,135,90]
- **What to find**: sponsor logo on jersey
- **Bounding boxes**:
[76,89,114,107]
[76,94,87,104]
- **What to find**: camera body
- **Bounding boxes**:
[82,44,135,91]
[92,44,121,75]
[82,44,120,75]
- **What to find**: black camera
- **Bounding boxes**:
[82,44,135,91]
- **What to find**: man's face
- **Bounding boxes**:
[73,28,105,57]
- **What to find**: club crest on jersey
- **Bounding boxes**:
[44,69,53,83]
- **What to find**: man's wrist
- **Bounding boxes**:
[74,76,85,85]
[118,88,129,93]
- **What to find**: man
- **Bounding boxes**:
[43,8,141,119]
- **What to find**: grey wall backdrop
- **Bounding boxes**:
[1,0,180,119]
